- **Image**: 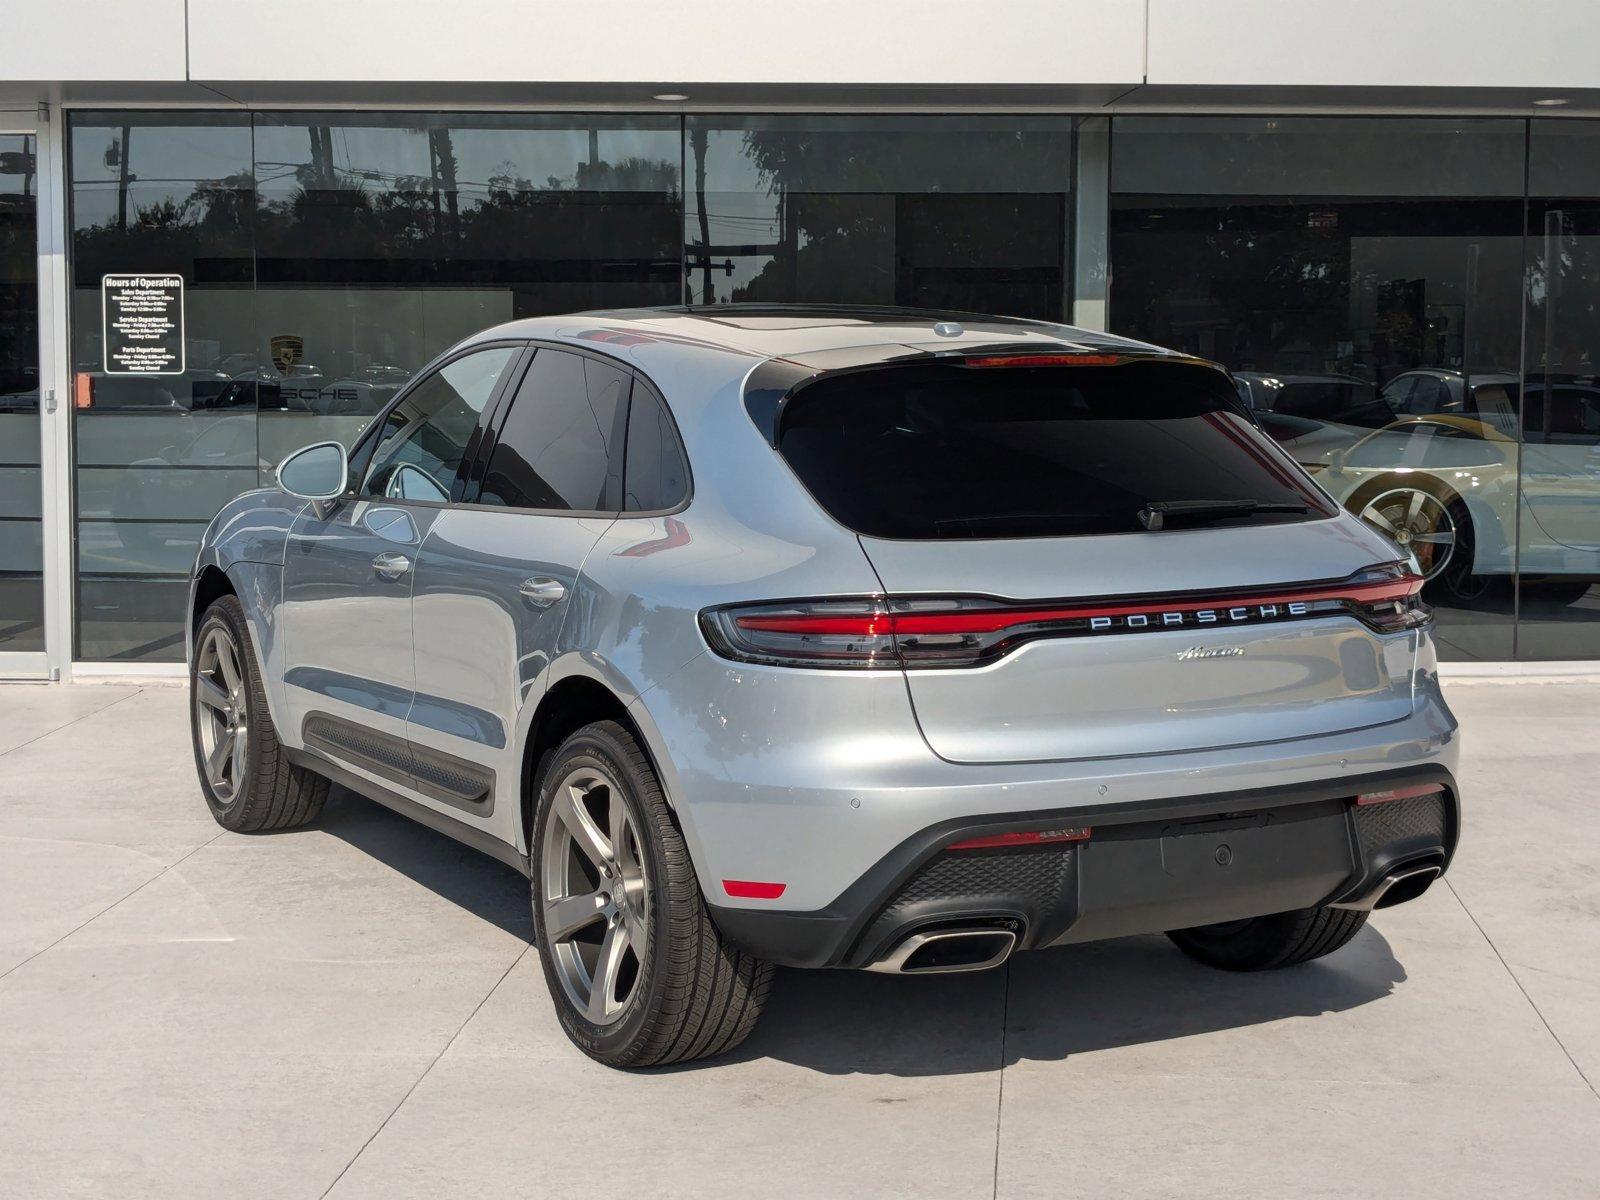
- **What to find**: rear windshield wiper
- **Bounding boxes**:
[1138,499,1309,531]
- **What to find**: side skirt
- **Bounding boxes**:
[285,745,531,878]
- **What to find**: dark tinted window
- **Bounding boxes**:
[1267,380,1396,429]
[479,350,626,510]
[776,361,1331,540]
[623,381,689,511]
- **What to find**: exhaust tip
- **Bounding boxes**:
[867,927,1017,975]
[1372,864,1441,909]
[1336,861,1442,912]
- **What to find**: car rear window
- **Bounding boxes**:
[775,359,1333,540]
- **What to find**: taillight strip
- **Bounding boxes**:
[733,573,1423,637]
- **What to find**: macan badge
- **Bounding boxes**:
[1176,645,1245,661]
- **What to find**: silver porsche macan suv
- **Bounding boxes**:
[188,306,1460,1067]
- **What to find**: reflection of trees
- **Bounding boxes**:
[701,127,1071,316]
[72,126,683,317]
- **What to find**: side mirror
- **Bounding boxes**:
[277,441,349,517]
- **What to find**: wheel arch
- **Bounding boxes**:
[517,672,682,861]
[188,557,293,735]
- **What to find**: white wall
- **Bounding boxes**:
[2,0,1599,95]
[1147,0,1600,89]
[0,1,187,82]
[186,0,1148,86]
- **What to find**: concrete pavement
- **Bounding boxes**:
[1,680,1598,1198]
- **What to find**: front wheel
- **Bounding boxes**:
[531,720,774,1068]
[1167,905,1369,971]
[191,595,328,832]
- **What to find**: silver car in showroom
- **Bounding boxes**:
[187,306,1461,1067]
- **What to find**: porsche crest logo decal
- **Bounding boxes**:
[271,334,304,376]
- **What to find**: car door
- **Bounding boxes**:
[280,344,522,795]
[406,346,628,845]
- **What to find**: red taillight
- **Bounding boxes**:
[723,879,786,899]
[947,827,1091,851]
[1356,783,1446,806]
[699,564,1429,671]
[963,353,1126,368]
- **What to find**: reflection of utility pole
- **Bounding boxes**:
[428,127,460,244]
[116,123,133,229]
[1542,210,1563,439]
[690,126,713,305]
[308,125,335,187]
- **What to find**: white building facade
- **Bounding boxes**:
[4,0,1600,675]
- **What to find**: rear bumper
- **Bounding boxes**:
[708,764,1459,969]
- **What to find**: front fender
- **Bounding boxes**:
[188,490,305,736]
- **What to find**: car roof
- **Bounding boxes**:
[461,303,1177,366]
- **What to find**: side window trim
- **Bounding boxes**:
[458,342,534,504]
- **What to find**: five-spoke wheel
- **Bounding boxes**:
[540,766,651,1026]
[531,721,774,1067]
[194,622,250,805]
[1358,487,1457,580]
[190,593,328,831]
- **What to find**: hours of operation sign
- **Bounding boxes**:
[101,273,186,374]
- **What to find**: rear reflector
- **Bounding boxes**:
[947,827,1092,851]
[1355,783,1446,806]
[722,879,787,899]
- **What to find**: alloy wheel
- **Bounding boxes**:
[540,766,651,1027]
[194,624,249,804]
[1358,487,1457,581]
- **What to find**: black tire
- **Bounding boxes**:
[1166,905,1369,972]
[531,720,774,1068]
[190,594,328,832]
[1520,578,1595,608]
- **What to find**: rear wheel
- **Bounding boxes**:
[531,720,774,1068]
[191,595,328,832]
[1166,905,1369,971]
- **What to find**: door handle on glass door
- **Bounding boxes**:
[519,577,567,608]
[372,551,412,580]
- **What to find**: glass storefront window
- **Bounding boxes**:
[250,113,680,470]
[1109,116,1527,661]
[0,133,41,655]
[68,111,680,661]
[1518,121,1600,659]
[69,114,255,662]
[683,115,1074,318]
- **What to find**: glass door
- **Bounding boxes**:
[1516,206,1600,659]
[0,129,45,675]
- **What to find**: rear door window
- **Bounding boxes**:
[478,349,628,511]
[775,359,1332,540]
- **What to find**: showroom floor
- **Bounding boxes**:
[1,680,1598,1199]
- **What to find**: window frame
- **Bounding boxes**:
[458,340,693,519]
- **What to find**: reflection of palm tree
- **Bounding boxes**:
[690,126,712,304]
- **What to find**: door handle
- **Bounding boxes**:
[372,551,413,580]
[519,576,567,608]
